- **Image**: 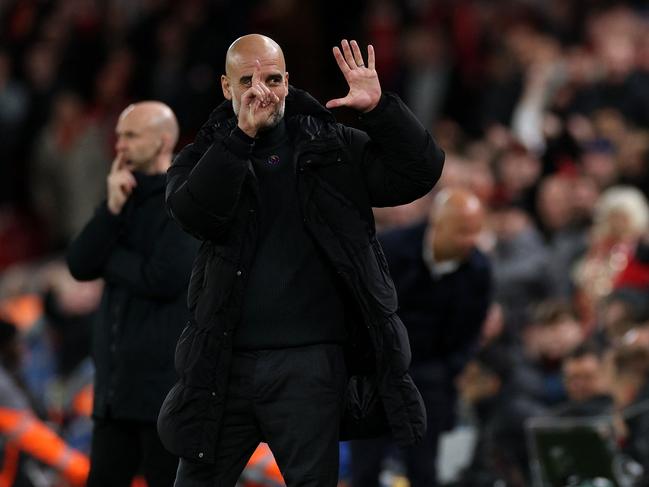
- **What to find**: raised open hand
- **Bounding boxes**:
[326,40,381,113]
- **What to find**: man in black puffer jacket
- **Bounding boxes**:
[159,34,445,486]
[67,102,199,487]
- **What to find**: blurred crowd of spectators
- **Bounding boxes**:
[1,0,649,485]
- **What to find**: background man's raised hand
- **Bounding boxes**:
[107,153,136,215]
[326,39,382,113]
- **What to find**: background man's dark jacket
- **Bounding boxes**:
[67,173,198,421]
[380,222,492,380]
[358,221,491,486]
[158,86,445,463]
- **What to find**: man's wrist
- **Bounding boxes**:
[107,202,120,215]
[237,122,257,139]
[358,93,389,120]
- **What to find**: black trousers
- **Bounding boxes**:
[87,417,179,487]
[174,344,347,487]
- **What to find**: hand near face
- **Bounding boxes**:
[238,60,281,138]
[326,40,381,113]
[107,153,137,215]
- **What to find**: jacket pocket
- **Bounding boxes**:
[157,382,219,463]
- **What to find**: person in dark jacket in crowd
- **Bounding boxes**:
[158,34,445,487]
[454,345,547,487]
[350,188,492,487]
[610,345,649,483]
[67,101,199,487]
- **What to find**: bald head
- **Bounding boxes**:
[428,188,485,261]
[431,188,483,223]
[115,101,179,174]
[119,101,179,146]
[225,34,286,76]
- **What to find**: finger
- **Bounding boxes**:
[350,40,365,68]
[325,96,351,109]
[252,85,267,106]
[120,179,136,194]
[256,81,273,106]
[368,44,376,71]
[111,153,125,173]
[241,88,256,106]
[250,97,261,113]
[117,171,137,188]
[243,85,264,106]
[332,46,351,75]
[252,60,262,86]
[341,39,357,69]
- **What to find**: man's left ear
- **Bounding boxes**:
[159,133,172,154]
[284,72,289,91]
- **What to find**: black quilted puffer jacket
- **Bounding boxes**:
[158,86,445,463]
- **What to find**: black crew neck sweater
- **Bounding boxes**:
[232,120,347,350]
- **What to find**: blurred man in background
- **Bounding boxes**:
[351,188,492,487]
[67,101,198,487]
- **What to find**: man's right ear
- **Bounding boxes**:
[221,75,232,100]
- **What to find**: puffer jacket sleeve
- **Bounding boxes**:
[343,93,445,207]
[166,126,253,242]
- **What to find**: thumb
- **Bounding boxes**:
[325,96,350,109]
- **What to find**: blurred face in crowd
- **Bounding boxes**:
[563,354,609,402]
[572,176,599,221]
[608,357,646,410]
[428,189,484,261]
[221,34,289,128]
[598,34,636,80]
[537,176,572,232]
[526,315,584,362]
[603,209,634,241]
[581,149,617,190]
[607,344,649,409]
[490,207,530,241]
[498,148,541,197]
